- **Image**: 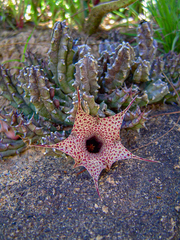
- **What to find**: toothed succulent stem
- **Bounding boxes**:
[48,21,75,94]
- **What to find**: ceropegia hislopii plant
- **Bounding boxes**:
[0,21,179,195]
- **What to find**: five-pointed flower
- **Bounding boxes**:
[34,89,158,197]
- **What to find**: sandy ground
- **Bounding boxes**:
[0,26,51,70]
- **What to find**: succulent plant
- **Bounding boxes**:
[0,20,179,159]
[85,0,138,35]
[33,89,158,198]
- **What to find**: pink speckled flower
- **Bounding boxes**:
[35,89,158,197]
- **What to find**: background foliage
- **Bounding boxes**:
[0,0,180,52]
[0,0,179,52]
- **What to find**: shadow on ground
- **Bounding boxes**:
[0,105,180,239]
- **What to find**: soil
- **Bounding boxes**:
[0,26,51,74]
[0,26,180,239]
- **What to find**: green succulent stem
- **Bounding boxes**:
[85,0,138,35]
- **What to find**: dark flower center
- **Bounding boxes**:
[86,135,103,153]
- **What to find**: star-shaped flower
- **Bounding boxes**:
[34,89,158,197]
